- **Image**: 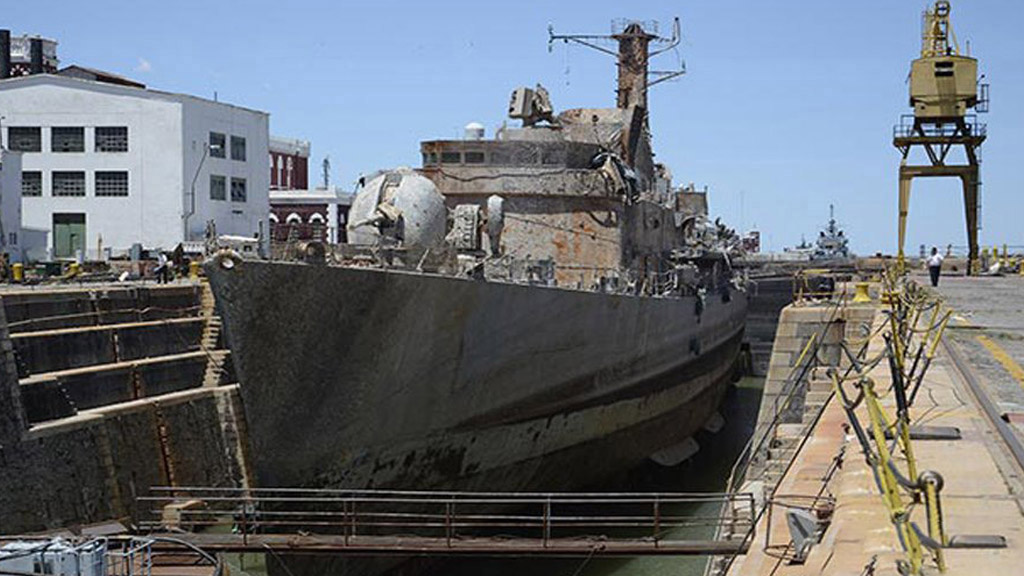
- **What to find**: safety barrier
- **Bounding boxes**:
[829,266,953,575]
[137,487,756,557]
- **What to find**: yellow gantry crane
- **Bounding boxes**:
[894,1,988,274]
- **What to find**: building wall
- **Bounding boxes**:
[0,79,184,258]
[0,76,270,258]
[180,96,269,249]
[0,151,23,261]
[269,150,308,190]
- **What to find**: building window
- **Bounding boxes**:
[230,177,247,202]
[51,127,85,152]
[440,151,461,164]
[95,171,129,196]
[22,171,42,196]
[209,132,226,158]
[95,126,128,152]
[8,127,41,152]
[52,171,86,196]
[210,175,226,201]
[8,232,15,246]
[464,151,486,164]
[230,136,246,161]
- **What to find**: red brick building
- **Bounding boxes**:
[268,135,352,243]
[269,136,309,190]
[270,189,352,244]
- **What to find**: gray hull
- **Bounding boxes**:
[207,260,748,491]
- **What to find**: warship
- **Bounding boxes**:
[811,204,852,261]
[205,21,749,493]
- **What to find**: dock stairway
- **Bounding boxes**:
[199,281,229,388]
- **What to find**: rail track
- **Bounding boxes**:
[941,338,1024,476]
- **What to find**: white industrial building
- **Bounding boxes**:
[0,74,269,260]
[0,150,24,261]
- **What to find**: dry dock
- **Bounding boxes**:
[0,281,252,535]
[719,272,1024,576]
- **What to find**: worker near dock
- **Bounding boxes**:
[928,247,944,287]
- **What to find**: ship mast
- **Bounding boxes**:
[548,18,686,114]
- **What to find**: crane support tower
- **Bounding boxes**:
[893,0,989,274]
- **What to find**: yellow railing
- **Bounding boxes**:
[828,266,952,575]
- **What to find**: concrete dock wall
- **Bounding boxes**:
[746,276,794,376]
[19,352,210,423]
[1,386,249,534]
[2,285,202,333]
[12,318,204,376]
[0,284,249,535]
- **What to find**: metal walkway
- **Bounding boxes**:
[138,486,754,557]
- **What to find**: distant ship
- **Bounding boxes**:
[206,21,748,493]
[765,205,851,263]
[810,204,852,262]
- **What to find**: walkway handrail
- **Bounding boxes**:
[138,487,756,553]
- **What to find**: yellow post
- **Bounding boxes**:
[923,477,947,571]
[852,282,872,303]
[12,262,23,283]
[67,262,80,277]
[189,260,201,280]
[864,379,923,573]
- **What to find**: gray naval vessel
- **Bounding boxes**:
[206,21,749,493]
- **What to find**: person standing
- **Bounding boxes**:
[155,251,170,284]
[927,246,943,287]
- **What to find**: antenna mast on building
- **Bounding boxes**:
[548,18,685,114]
[322,156,331,189]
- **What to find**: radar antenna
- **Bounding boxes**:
[548,18,685,111]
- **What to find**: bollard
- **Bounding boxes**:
[12,262,23,283]
[68,262,81,277]
[853,282,872,303]
[189,260,201,280]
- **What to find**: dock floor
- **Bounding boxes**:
[727,274,1024,576]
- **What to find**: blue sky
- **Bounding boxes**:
[7,0,1023,254]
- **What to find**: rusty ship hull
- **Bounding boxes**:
[207,259,747,491]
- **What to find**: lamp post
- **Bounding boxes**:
[184,142,222,242]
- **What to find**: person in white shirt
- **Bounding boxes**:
[927,246,944,287]
[155,252,170,284]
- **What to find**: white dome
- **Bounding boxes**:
[464,122,485,140]
[347,168,446,249]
